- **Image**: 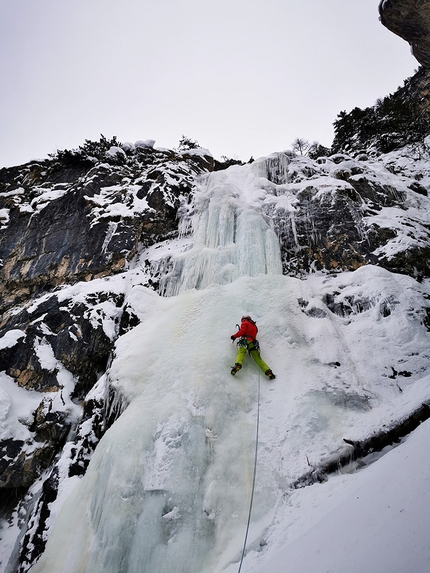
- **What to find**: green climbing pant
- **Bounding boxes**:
[235,339,271,374]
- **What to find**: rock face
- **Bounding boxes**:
[331,67,430,155]
[261,151,430,280]
[379,0,430,67]
[0,146,212,315]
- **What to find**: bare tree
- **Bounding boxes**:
[292,137,310,155]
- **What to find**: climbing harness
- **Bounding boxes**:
[236,337,260,355]
[237,372,261,573]
[247,339,260,355]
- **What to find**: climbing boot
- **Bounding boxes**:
[231,363,242,376]
[265,369,276,380]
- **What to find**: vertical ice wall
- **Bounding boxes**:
[160,161,283,296]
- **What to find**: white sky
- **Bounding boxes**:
[0,0,418,168]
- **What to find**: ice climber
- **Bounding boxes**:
[230,316,276,379]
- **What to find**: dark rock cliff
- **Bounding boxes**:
[332,67,430,155]
[0,145,212,315]
[259,151,430,280]
[332,2,430,156]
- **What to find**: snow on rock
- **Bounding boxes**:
[0,208,10,229]
[135,139,155,149]
[0,329,26,350]
[105,146,127,161]
[179,147,213,160]
[0,372,42,441]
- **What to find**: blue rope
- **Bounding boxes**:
[238,372,261,573]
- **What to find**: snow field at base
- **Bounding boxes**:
[240,416,430,573]
[29,269,430,573]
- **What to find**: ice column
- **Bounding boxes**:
[252,151,291,185]
[161,165,282,296]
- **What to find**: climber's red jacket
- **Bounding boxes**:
[232,319,258,341]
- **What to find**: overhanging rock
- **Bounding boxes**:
[379,0,430,67]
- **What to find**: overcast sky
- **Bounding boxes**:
[0,0,418,168]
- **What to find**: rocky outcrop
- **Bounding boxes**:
[332,67,430,155]
[379,0,430,67]
[0,145,212,315]
[263,151,430,280]
[331,2,430,156]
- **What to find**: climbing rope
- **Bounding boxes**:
[237,372,261,573]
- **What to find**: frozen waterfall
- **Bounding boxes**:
[29,158,286,573]
[160,160,283,296]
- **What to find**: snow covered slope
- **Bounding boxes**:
[0,148,423,573]
[244,416,430,573]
